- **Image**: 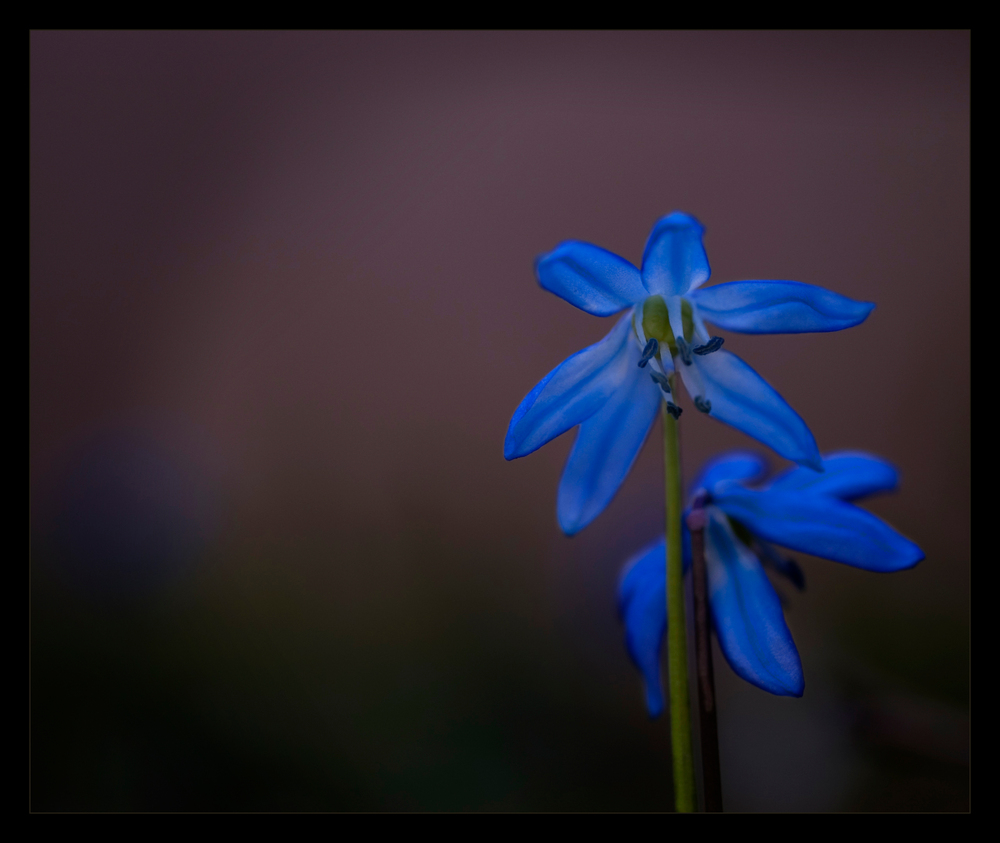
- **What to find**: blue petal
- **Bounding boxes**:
[504,314,633,460]
[618,538,667,717]
[713,487,924,572]
[640,212,711,297]
[535,241,646,316]
[682,350,822,470]
[705,511,804,696]
[689,450,768,498]
[557,361,660,535]
[690,281,874,334]
[765,451,899,501]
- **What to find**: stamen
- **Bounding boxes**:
[777,557,806,591]
[757,542,806,591]
[638,337,659,368]
[649,371,671,393]
[694,396,712,414]
[665,402,682,419]
[694,336,724,355]
[676,337,693,365]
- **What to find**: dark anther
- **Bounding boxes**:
[694,396,712,414]
[757,542,806,591]
[777,557,806,591]
[649,371,671,393]
[665,402,683,419]
[638,338,659,368]
[694,336,725,355]
[676,337,693,365]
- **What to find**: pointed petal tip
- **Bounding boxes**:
[795,445,825,473]
[504,314,636,461]
[732,663,804,697]
[759,672,804,697]
[691,282,876,334]
[646,693,664,719]
[726,654,805,697]
[684,350,825,470]
[853,299,877,326]
[557,510,586,537]
[656,210,703,230]
[641,212,710,296]
[718,486,924,572]
[869,543,924,572]
[803,457,825,472]
[559,502,612,536]
[896,544,925,571]
[503,425,527,460]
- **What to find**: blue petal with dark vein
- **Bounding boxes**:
[557,363,660,535]
[705,513,804,696]
[713,487,924,572]
[536,241,646,316]
[684,350,822,470]
[765,451,898,500]
[640,212,711,297]
[690,281,874,334]
[504,314,632,460]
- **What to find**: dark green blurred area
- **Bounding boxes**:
[32,534,677,811]
[31,527,968,812]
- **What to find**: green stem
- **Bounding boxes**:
[663,400,695,812]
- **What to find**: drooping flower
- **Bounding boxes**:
[504,212,874,536]
[618,451,924,715]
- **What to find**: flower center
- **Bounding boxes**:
[640,295,724,362]
[634,295,727,417]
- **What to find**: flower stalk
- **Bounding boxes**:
[688,495,723,812]
[663,398,695,812]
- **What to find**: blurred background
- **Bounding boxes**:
[30,31,969,812]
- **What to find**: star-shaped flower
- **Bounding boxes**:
[618,451,924,714]
[504,212,874,535]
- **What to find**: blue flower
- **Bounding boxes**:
[504,212,874,535]
[618,451,924,715]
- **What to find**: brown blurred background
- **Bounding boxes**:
[30,31,969,811]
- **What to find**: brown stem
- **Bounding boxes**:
[688,506,723,812]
